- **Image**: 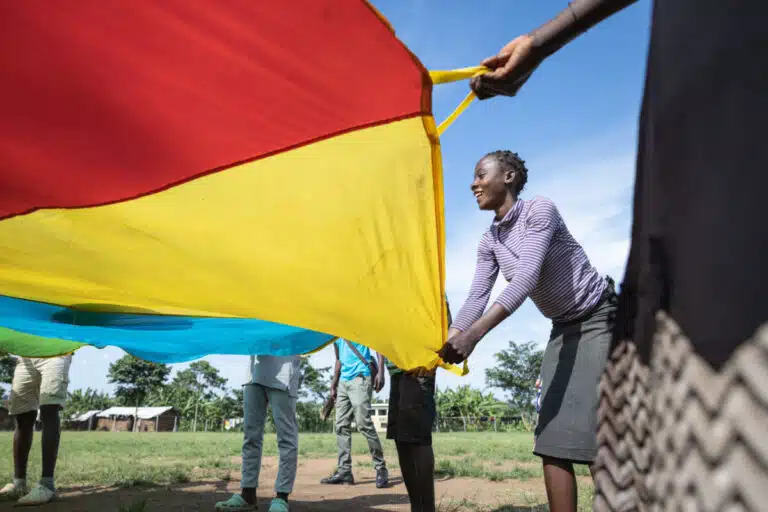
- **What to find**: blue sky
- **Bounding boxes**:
[65,0,652,399]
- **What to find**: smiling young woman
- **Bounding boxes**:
[466,1,768,510]
[441,150,617,510]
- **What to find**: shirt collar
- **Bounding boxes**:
[491,199,524,231]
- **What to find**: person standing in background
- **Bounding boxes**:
[215,355,300,512]
[0,354,72,506]
[321,339,388,488]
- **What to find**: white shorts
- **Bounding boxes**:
[8,355,72,416]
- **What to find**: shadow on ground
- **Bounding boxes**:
[0,483,410,512]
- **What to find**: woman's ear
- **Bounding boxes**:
[504,170,516,187]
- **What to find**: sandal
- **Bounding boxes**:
[0,482,28,501]
[268,498,289,512]
[214,494,258,511]
[16,485,57,506]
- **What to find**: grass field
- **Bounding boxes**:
[0,432,595,511]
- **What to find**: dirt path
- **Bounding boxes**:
[0,457,566,511]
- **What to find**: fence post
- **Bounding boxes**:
[494,417,498,432]
[462,416,467,432]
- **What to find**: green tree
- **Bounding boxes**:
[231,387,244,412]
[107,355,170,416]
[198,392,243,431]
[64,388,114,419]
[485,341,544,415]
[0,353,17,384]
[298,357,330,402]
[0,353,17,400]
[296,401,330,433]
[173,361,227,397]
[145,384,196,426]
[171,361,228,431]
[435,385,508,418]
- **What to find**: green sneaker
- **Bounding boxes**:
[268,498,289,512]
[214,494,258,511]
[16,484,57,506]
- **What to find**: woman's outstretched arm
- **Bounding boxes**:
[471,0,640,99]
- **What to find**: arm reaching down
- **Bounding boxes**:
[440,200,560,363]
[471,0,640,99]
[373,352,385,392]
[330,343,341,399]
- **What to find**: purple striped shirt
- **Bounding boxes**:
[453,197,606,332]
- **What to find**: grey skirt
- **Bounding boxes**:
[534,289,616,464]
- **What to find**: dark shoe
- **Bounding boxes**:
[320,472,354,485]
[375,468,389,489]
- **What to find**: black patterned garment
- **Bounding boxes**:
[592,1,768,510]
[517,0,768,509]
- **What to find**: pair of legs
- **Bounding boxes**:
[334,375,386,476]
[4,355,71,503]
[13,406,62,484]
[388,371,437,512]
[240,383,298,506]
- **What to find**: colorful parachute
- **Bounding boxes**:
[0,1,477,371]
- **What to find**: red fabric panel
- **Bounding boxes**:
[0,1,428,219]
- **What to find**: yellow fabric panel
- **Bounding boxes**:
[0,116,448,372]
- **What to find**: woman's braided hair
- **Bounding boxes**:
[485,150,528,196]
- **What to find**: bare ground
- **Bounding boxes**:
[0,457,585,511]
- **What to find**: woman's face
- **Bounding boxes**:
[471,157,514,211]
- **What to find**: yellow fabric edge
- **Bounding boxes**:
[303,336,337,356]
[423,65,488,375]
[421,116,468,378]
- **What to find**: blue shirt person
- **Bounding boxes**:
[321,339,388,487]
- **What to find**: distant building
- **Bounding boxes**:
[358,402,388,433]
[95,406,180,432]
[69,410,102,431]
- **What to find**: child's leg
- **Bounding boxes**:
[241,384,268,505]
